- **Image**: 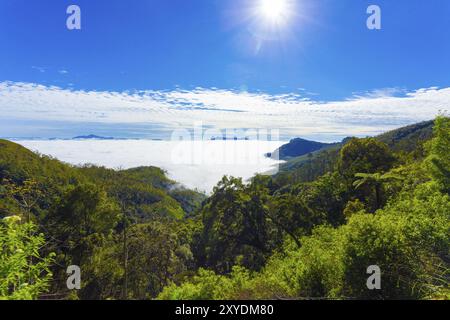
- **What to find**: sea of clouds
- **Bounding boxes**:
[16,139,285,193]
[3,81,449,191]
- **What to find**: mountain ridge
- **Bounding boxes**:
[272,120,435,184]
[266,137,334,160]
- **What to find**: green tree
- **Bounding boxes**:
[267,193,323,248]
[124,221,192,299]
[295,172,348,226]
[45,183,120,298]
[1,179,44,222]
[338,138,396,181]
[48,183,120,263]
[196,176,280,273]
[425,116,450,192]
[353,172,404,211]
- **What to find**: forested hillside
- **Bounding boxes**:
[0,117,448,300]
[274,120,434,184]
[159,117,449,300]
[0,141,205,299]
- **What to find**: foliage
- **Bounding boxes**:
[352,172,404,211]
[0,117,448,300]
[425,116,450,192]
[158,266,253,300]
[195,176,281,273]
[161,182,449,300]
[160,117,449,301]
[338,138,396,180]
[0,216,54,300]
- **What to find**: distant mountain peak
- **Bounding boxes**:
[267,138,332,160]
[72,134,114,140]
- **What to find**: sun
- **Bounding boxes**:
[258,0,292,25]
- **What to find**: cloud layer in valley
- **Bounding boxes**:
[16,140,285,193]
[0,81,448,141]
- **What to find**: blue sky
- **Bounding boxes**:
[0,0,449,140]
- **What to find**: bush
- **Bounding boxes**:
[0,216,54,300]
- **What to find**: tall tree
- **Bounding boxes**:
[426,116,450,192]
[338,138,396,181]
[353,172,404,211]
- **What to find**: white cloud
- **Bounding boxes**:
[16,140,285,193]
[0,81,448,141]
